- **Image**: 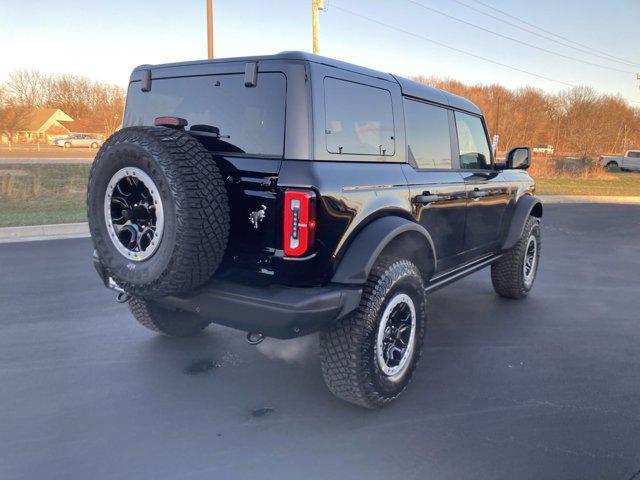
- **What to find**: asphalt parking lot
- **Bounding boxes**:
[1,204,639,480]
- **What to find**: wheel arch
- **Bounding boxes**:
[331,216,437,285]
[501,195,543,251]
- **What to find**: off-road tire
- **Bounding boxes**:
[320,258,427,409]
[129,297,210,337]
[605,161,620,172]
[491,215,541,299]
[87,126,229,297]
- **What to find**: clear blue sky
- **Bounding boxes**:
[1,0,638,104]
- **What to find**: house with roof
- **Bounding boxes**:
[13,108,74,144]
[8,108,106,144]
[59,117,106,138]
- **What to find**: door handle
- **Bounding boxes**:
[413,194,442,205]
[469,189,489,201]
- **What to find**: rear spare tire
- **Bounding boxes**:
[87,126,229,297]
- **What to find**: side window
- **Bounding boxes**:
[629,151,640,158]
[324,78,395,156]
[455,112,492,170]
[403,98,452,169]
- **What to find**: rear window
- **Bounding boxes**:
[324,78,395,157]
[124,72,286,157]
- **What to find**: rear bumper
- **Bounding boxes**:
[93,253,362,339]
[157,280,362,339]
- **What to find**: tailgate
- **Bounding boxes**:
[123,66,288,276]
[216,155,282,275]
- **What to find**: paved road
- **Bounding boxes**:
[0,158,92,165]
[0,148,94,164]
[1,204,639,480]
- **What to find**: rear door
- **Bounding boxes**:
[453,111,510,257]
[400,98,467,273]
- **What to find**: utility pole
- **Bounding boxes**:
[311,0,325,54]
[492,94,501,158]
[206,0,214,60]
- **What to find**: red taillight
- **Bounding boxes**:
[154,116,187,128]
[283,190,316,257]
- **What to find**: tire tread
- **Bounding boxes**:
[87,127,230,297]
[320,258,426,408]
[491,215,541,299]
[129,297,209,337]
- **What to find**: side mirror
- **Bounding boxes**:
[506,147,531,170]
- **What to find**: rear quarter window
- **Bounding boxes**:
[124,72,286,157]
[323,78,395,157]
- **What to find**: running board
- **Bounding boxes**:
[425,254,502,294]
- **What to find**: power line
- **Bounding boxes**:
[330,4,577,87]
[473,0,640,68]
[448,0,640,68]
[400,0,636,75]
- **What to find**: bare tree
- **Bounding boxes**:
[411,76,640,155]
[92,83,125,137]
[5,70,46,108]
[0,69,126,141]
[0,102,30,144]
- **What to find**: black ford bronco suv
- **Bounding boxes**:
[87,52,542,408]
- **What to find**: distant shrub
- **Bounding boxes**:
[529,156,614,180]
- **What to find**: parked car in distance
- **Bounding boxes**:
[533,144,554,155]
[87,51,543,409]
[598,150,640,171]
[55,134,103,148]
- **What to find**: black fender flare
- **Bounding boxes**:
[331,216,436,285]
[501,195,543,250]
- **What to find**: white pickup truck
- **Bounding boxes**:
[598,150,640,171]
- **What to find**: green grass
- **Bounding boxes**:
[0,198,87,227]
[0,164,90,227]
[535,172,640,196]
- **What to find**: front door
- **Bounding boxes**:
[453,111,510,257]
[402,98,467,273]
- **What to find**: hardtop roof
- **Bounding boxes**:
[132,51,481,115]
